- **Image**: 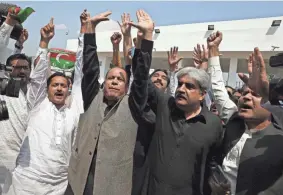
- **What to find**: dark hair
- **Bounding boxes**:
[47,72,70,87]
[6,53,32,69]
[149,69,170,87]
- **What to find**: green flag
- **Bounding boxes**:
[17,7,35,23]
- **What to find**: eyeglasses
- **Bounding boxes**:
[12,65,29,70]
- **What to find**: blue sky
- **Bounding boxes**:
[7,1,283,55]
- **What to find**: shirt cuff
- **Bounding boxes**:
[141,39,153,53]
[78,33,84,47]
[0,22,14,33]
[36,47,48,59]
[208,56,220,67]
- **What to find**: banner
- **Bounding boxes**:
[49,48,76,77]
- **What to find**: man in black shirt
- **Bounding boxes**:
[128,10,223,195]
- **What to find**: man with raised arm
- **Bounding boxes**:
[66,10,138,195]
[129,10,223,195]
[4,13,85,194]
[207,31,283,195]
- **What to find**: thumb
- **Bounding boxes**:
[128,21,140,29]
[117,21,121,27]
[176,57,183,64]
[99,17,110,22]
[238,73,249,84]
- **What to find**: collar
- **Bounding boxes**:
[171,102,207,124]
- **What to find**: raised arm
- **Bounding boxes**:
[27,18,55,111]
[82,11,112,111]
[70,10,88,114]
[129,10,161,114]
[207,32,237,124]
[10,29,29,55]
[0,13,16,50]
[118,13,133,92]
[167,46,183,96]
[110,32,123,68]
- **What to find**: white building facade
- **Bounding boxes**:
[66,16,283,88]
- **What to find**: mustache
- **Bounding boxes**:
[153,79,163,86]
[176,92,187,99]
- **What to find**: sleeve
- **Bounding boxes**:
[26,47,49,111]
[168,70,177,96]
[208,56,238,124]
[125,64,133,95]
[259,174,283,195]
[70,33,84,113]
[129,39,161,115]
[0,23,13,50]
[81,33,100,111]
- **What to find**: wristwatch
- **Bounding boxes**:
[15,42,23,50]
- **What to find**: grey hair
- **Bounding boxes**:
[176,67,210,91]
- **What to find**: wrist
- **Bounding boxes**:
[113,45,120,51]
[208,47,220,58]
[123,33,131,37]
[5,19,16,27]
[144,32,153,41]
[80,25,87,33]
[39,39,50,49]
[15,42,23,50]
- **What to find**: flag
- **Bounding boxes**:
[17,7,35,23]
[49,48,76,71]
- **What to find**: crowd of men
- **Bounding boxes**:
[0,7,283,195]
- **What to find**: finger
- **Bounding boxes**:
[100,17,110,22]
[238,73,249,84]
[194,47,198,54]
[254,47,266,72]
[137,10,142,22]
[84,9,87,13]
[176,57,183,64]
[140,9,146,17]
[170,47,173,55]
[49,17,54,25]
[197,44,201,53]
[102,10,112,17]
[117,21,121,27]
[173,46,176,55]
[217,31,223,39]
[176,47,179,54]
[122,13,125,24]
[128,21,140,29]
[126,13,130,22]
[202,44,205,52]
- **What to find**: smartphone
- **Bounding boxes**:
[269,53,283,67]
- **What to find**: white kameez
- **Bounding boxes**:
[4,34,84,195]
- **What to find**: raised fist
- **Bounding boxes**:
[207,31,223,48]
[110,32,122,47]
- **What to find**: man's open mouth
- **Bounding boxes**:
[55,93,64,97]
[240,104,253,111]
